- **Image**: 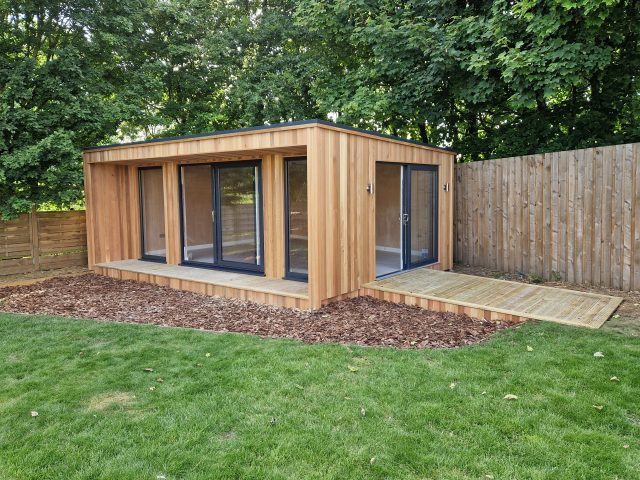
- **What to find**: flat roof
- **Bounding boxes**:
[84,119,456,154]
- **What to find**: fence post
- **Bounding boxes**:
[30,207,40,272]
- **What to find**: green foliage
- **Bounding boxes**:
[0,0,143,218]
[1,0,639,218]
[0,130,83,219]
[295,0,640,158]
[551,270,564,282]
[528,273,545,284]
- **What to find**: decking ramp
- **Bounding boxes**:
[363,269,622,329]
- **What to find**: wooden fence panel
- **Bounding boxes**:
[0,210,87,276]
[454,143,640,291]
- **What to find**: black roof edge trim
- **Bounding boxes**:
[83,119,456,154]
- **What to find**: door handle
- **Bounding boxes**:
[399,213,409,225]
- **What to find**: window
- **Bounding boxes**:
[139,167,166,261]
[285,158,308,280]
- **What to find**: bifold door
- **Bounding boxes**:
[375,163,438,277]
[180,162,263,273]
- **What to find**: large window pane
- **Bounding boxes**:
[219,165,261,266]
[375,163,403,277]
[286,159,308,278]
[409,168,438,264]
[139,168,166,259]
[181,165,214,263]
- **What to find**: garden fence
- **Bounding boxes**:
[454,142,640,291]
[0,210,87,276]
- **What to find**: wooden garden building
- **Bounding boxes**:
[83,120,455,309]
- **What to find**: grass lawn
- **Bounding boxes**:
[0,314,639,479]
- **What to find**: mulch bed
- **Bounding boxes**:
[0,274,521,349]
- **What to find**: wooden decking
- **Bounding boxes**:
[95,260,309,309]
[363,268,622,329]
[94,260,622,327]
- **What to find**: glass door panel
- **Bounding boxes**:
[218,164,261,267]
[285,158,308,279]
[181,165,214,264]
[375,163,403,277]
[139,167,166,260]
[406,166,438,267]
[179,161,263,273]
[375,163,438,278]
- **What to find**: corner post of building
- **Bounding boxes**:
[446,155,455,270]
[162,161,181,265]
[306,126,324,309]
[82,155,96,269]
[438,154,454,271]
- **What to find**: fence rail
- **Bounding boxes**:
[454,143,640,291]
[0,210,87,276]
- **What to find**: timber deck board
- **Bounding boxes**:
[96,260,308,299]
[365,268,622,329]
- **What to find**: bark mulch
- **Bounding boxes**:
[0,274,522,349]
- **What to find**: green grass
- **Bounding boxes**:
[0,314,639,480]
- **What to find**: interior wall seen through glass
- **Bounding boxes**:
[375,163,403,277]
[219,166,261,266]
[181,165,214,264]
[409,168,438,264]
[140,168,166,259]
[286,159,308,277]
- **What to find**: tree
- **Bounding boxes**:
[2,0,639,221]
[222,0,325,126]
[295,0,640,159]
[0,0,148,219]
[129,0,325,135]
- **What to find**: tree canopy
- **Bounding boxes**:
[1,0,638,218]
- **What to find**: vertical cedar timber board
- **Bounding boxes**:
[83,158,96,268]
[454,142,640,291]
[127,165,142,261]
[163,162,181,265]
[308,127,455,308]
[83,160,140,267]
[306,127,322,307]
[262,154,286,279]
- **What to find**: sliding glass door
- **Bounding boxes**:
[405,165,438,269]
[375,163,403,277]
[181,165,215,264]
[139,167,166,261]
[285,158,308,280]
[375,163,438,277]
[217,164,262,268]
[180,161,263,272]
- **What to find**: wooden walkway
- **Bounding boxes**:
[364,268,622,329]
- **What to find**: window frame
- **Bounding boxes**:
[138,166,167,263]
